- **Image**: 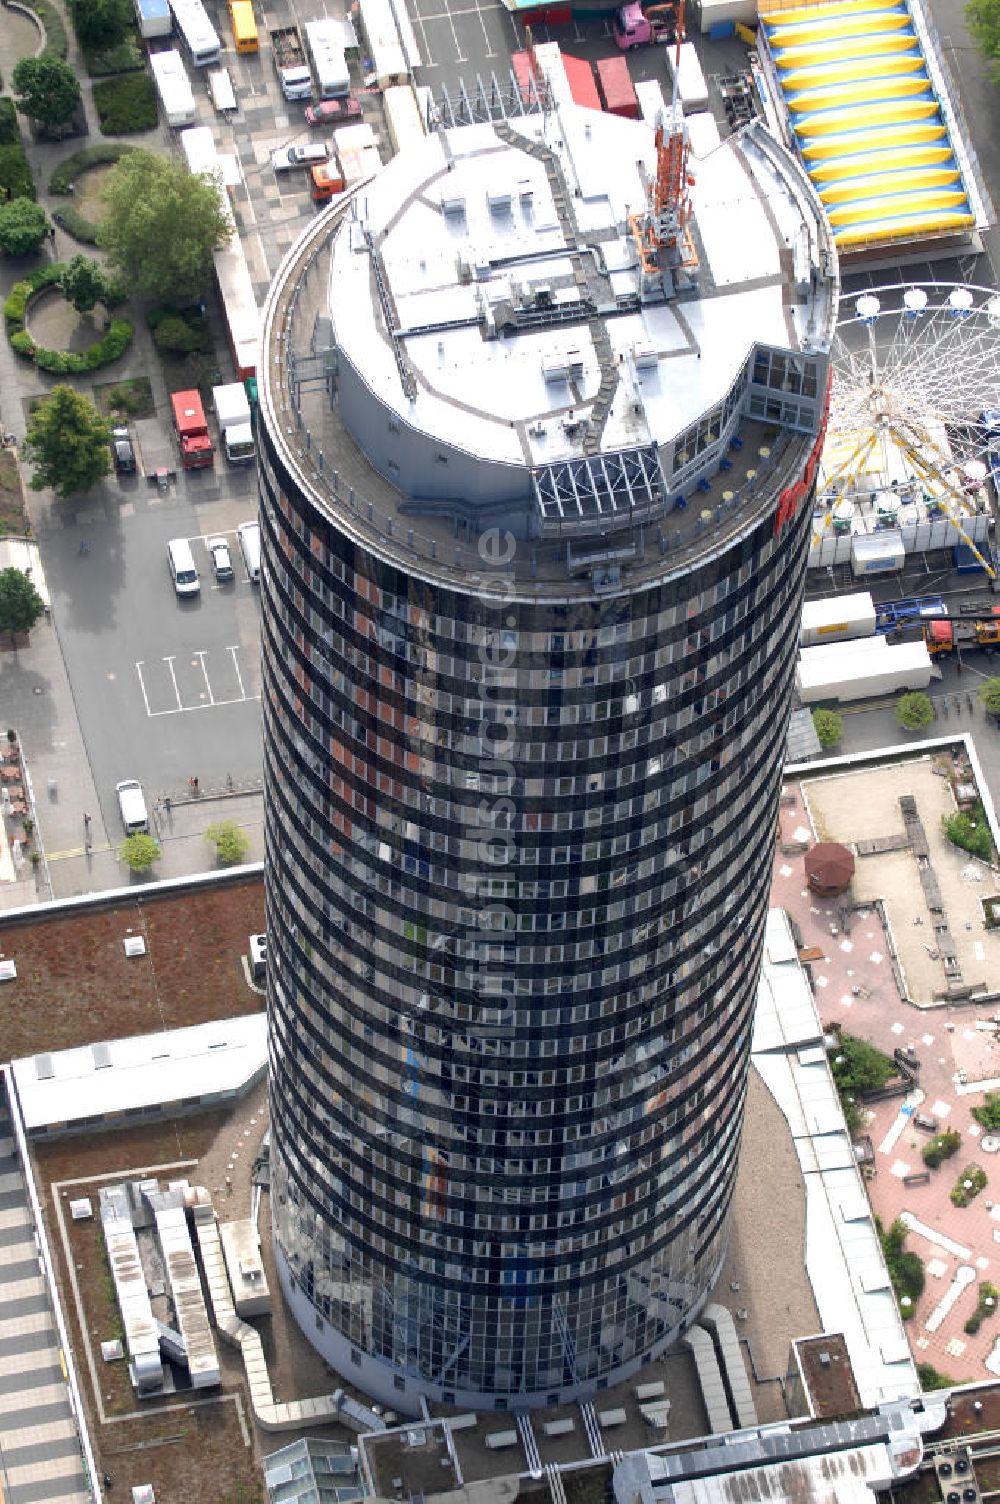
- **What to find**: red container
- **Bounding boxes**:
[594,54,639,117]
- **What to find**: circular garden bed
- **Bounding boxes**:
[48,145,137,245]
[4,263,133,374]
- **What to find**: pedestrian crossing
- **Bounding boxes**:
[0,1089,90,1504]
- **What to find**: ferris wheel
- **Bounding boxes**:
[827,280,1000,491]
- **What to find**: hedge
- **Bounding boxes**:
[52,205,99,244]
[82,34,145,77]
[18,317,135,374]
[93,73,157,134]
[0,145,35,202]
[19,0,69,59]
[49,143,136,195]
[0,100,19,148]
[4,263,64,330]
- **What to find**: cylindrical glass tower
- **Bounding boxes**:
[258,107,836,1413]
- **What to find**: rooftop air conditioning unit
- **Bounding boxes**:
[123,936,146,958]
[633,342,657,370]
[543,356,569,383]
[487,187,512,213]
[0,959,16,981]
[441,193,465,216]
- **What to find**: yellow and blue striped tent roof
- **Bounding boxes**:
[759,0,973,251]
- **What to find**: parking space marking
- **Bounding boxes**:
[406,0,438,66]
[135,652,259,718]
[229,645,247,700]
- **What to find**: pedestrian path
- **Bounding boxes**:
[0,1080,90,1503]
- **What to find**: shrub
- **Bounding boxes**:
[973,1093,1000,1132]
[153,314,208,355]
[82,36,145,77]
[49,143,136,195]
[93,73,157,134]
[829,1032,897,1096]
[205,820,250,865]
[922,1129,961,1169]
[877,1216,924,1318]
[950,1164,988,1208]
[943,803,994,862]
[897,691,935,730]
[102,379,152,416]
[10,332,36,359]
[0,146,36,203]
[119,832,160,872]
[4,281,33,329]
[964,1281,999,1335]
[0,199,49,257]
[917,1362,957,1391]
[0,100,20,148]
[979,677,1000,717]
[812,707,843,749]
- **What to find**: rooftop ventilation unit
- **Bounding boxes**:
[567,348,583,376]
[531,283,553,306]
[0,958,16,981]
[633,342,657,370]
[441,192,465,216]
[543,356,569,384]
[487,187,512,213]
[474,258,491,281]
[124,935,146,958]
[249,933,267,979]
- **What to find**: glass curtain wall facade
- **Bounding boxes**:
[260,427,816,1412]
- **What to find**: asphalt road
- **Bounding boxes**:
[41,468,264,835]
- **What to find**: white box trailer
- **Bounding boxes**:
[851,530,905,577]
[150,50,197,129]
[212,383,254,464]
[304,18,351,98]
[797,638,932,703]
[208,67,237,114]
[383,83,426,156]
[800,591,876,647]
[666,42,709,113]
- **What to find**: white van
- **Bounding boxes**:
[116,779,149,835]
[167,537,200,596]
[237,520,261,583]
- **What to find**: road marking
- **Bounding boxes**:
[47,844,112,861]
[195,650,215,705]
[139,694,260,718]
[164,655,183,712]
[229,645,247,700]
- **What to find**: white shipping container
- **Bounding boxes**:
[851,531,905,577]
[800,591,876,647]
[383,83,426,156]
[797,639,932,703]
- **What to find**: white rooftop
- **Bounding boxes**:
[12,1014,267,1131]
[753,909,920,1409]
[330,106,834,469]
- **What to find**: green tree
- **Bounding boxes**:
[917,1361,957,1391]
[119,832,160,872]
[812,707,843,749]
[22,386,112,499]
[59,255,109,315]
[12,57,82,132]
[973,1093,1000,1133]
[0,567,45,637]
[69,0,132,47]
[98,151,232,304]
[897,691,935,731]
[0,199,49,257]
[205,820,250,865]
[967,0,1000,79]
[978,677,1000,717]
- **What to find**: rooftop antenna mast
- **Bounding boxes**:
[629,0,698,294]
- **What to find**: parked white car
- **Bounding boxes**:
[271,142,329,172]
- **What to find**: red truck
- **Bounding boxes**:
[171,390,214,470]
[594,55,640,118]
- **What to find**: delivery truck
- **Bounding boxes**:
[150,50,197,129]
[271,24,313,100]
[212,382,255,464]
[171,389,214,469]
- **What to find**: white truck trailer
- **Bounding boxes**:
[797,636,933,704]
[799,591,876,648]
[150,50,197,128]
[212,383,255,464]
